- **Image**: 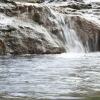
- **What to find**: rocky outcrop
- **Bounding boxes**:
[1,0,83,3]
[65,15,100,51]
[0,26,65,55]
[0,2,66,55]
[0,0,44,3]
[0,0,100,55]
[67,2,92,10]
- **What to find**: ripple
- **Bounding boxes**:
[0,53,100,99]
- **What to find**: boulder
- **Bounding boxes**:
[67,2,92,10]
[0,0,100,55]
[0,3,66,55]
[66,16,100,51]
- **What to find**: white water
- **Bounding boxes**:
[59,16,85,53]
[48,8,85,53]
[0,7,85,53]
[84,0,100,4]
[0,1,100,100]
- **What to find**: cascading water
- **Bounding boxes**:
[48,7,85,53]
[0,1,100,100]
[58,15,85,52]
[84,0,100,4]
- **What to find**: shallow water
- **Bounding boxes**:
[0,53,100,100]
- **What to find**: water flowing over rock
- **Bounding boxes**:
[0,0,100,55]
[0,2,66,55]
[67,15,100,52]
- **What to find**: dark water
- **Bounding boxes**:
[0,53,100,100]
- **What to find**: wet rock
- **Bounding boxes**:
[0,12,65,55]
[67,16,100,51]
[91,2,100,9]
[0,0,17,6]
[47,0,83,3]
[67,2,92,10]
[3,0,45,3]
[0,0,100,55]
[32,11,43,24]
[0,40,6,55]
[0,25,16,32]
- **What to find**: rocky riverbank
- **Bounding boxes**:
[0,0,100,55]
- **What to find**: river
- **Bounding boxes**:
[0,53,100,100]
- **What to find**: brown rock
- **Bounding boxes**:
[0,40,6,55]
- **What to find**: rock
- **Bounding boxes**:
[67,2,92,10]
[0,0,100,55]
[0,40,6,55]
[32,11,43,24]
[66,15,100,51]
[47,0,84,3]
[0,0,17,6]
[91,2,100,9]
[2,0,45,3]
[0,3,66,55]
[0,0,83,3]
[0,25,65,55]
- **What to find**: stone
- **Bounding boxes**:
[67,2,92,10]
[0,40,6,55]
[0,0,100,55]
[67,16,100,51]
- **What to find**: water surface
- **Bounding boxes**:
[0,53,100,100]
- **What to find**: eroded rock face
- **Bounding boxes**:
[67,2,92,9]
[0,0,100,55]
[1,0,83,3]
[0,39,5,55]
[0,0,44,3]
[0,3,66,55]
[0,24,65,55]
[65,15,100,52]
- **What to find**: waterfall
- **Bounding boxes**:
[48,7,85,53]
[1,1,98,54]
